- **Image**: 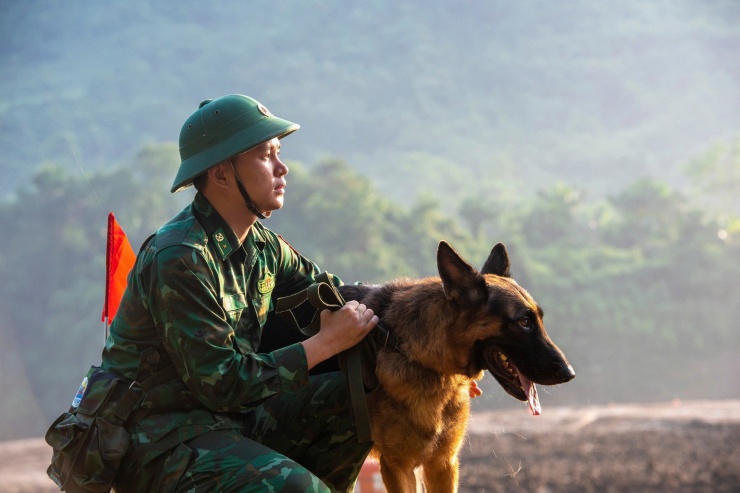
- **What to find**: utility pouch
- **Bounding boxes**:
[45,363,178,492]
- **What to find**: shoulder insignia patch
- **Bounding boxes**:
[213,228,233,258]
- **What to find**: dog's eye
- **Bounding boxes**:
[518,317,530,328]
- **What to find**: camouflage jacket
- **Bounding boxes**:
[101,192,335,454]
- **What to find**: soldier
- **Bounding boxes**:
[102,95,378,492]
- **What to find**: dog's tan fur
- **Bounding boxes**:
[339,241,574,492]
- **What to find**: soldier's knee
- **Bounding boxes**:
[279,464,332,493]
[226,462,330,493]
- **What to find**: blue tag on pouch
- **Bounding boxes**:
[71,376,88,408]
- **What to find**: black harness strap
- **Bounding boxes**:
[275,273,378,443]
[372,322,401,354]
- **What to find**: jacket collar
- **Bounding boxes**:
[193,192,266,261]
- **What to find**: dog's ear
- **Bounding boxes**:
[437,241,486,306]
[481,243,511,277]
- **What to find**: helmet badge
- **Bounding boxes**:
[257,103,272,117]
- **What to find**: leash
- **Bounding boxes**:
[275,273,379,443]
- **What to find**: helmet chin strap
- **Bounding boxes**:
[229,160,268,220]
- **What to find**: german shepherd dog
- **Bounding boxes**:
[338,241,575,493]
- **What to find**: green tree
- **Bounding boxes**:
[270,157,477,282]
[518,183,590,249]
[683,134,740,217]
[269,158,411,283]
[601,179,700,254]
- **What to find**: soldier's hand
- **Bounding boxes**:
[320,301,378,350]
[301,301,378,369]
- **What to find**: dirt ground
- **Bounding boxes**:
[460,399,740,493]
[3,399,739,493]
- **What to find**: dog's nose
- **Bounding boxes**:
[561,364,576,382]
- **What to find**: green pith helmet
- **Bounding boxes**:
[172,94,300,193]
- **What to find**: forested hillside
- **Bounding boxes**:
[2,0,740,203]
[1,1,739,441]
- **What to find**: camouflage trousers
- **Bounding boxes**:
[113,371,372,493]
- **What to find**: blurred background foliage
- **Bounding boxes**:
[1,0,739,440]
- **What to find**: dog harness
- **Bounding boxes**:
[275,274,402,443]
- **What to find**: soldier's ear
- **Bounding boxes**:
[208,162,231,190]
[437,241,486,307]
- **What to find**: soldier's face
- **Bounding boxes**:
[231,138,289,212]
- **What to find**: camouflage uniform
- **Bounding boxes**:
[102,192,371,492]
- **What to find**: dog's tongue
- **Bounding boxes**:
[518,372,541,415]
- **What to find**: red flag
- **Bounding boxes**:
[101,212,136,323]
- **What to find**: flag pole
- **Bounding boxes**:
[103,213,113,344]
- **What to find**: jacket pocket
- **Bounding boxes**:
[251,294,271,328]
[222,293,247,326]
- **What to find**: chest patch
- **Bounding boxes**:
[258,271,275,294]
